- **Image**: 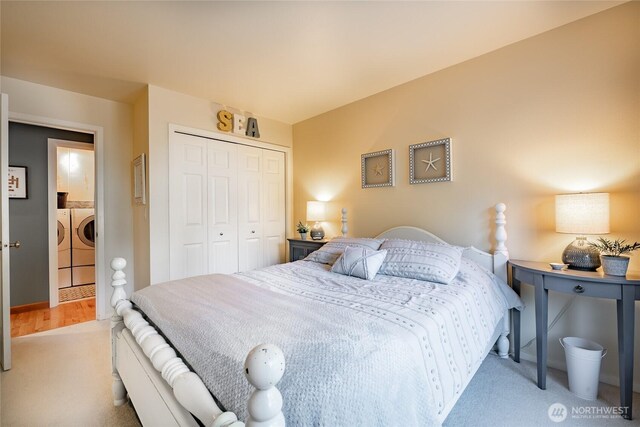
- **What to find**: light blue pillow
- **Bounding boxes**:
[304,237,384,265]
[330,246,388,280]
[378,239,464,284]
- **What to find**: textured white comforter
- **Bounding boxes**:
[132,258,522,426]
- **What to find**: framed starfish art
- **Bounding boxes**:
[361,149,395,188]
[409,138,452,184]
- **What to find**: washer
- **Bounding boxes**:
[57,209,72,288]
[71,208,95,286]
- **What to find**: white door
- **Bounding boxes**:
[262,150,286,267]
[207,140,238,274]
[1,93,11,370]
[237,145,263,272]
[169,133,208,280]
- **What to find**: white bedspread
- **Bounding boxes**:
[131,258,522,426]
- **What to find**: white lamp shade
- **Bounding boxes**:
[306,201,326,222]
[555,193,609,234]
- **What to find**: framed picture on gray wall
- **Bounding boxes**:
[8,166,27,199]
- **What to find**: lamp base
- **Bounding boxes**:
[561,237,600,271]
[310,222,325,240]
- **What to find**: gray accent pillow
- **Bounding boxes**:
[304,237,385,265]
[330,246,388,280]
[378,239,464,284]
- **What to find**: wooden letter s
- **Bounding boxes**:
[217,110,233,132]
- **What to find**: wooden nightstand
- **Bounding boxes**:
[509,260,640,420]
[287,238,327,262]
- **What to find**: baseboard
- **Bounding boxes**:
[519,352,640,393]
[10,301,50,314]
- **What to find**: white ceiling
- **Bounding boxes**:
[0,1,624,124]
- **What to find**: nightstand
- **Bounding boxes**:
[509,260,640,420]
[287,238,327,262]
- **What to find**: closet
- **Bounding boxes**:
[169,131,286,280]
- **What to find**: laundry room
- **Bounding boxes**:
[8,122,95,336]
[56,142,95,303]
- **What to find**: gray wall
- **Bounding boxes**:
[9,122,93,307]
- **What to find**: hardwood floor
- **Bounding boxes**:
[10,298,96,337]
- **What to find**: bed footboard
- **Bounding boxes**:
[110,258,286,427]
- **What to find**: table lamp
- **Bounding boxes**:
[555,193,609,270]
[307,201,326,240]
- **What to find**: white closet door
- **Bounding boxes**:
[169,133,207,280]
[207,140,239,274]
[237,145,263,272]
[262,150,286,267]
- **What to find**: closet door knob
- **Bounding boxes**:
[219,232,224,236]
[251,230,256,234]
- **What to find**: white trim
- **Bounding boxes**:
[9,112,107,320]
[47,139,94,309]
[1,93,11,370]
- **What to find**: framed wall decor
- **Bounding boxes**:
[8,166,28,199]
[409,138,452,184]
[361,149,395,188]
[133,154,146,205]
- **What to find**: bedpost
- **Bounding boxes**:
[341,208,348,237]
[493,203,510,359]
[110,258,245,426]
[110,257,128,406]
[494,203,508,262]
[245,344,286,427]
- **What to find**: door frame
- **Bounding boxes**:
[47,139,95,308]
[8,112,106,319]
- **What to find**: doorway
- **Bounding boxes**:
[8,123,96,337]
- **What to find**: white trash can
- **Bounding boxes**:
[560,337,607,400]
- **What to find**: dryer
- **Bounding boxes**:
[57,209,71,288]
[71,208,95,286]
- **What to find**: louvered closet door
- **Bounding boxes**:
[237,145,263,272]
[169,133,207,280]
[262,150,286,267]
[207,140,239,274]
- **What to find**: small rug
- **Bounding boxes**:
[59,284,95,303]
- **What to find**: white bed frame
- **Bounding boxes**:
[110,203,510,426]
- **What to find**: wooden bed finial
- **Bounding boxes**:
[494,203,508,259]
[244,344,286,427]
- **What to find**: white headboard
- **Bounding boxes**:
[372,203,509,282]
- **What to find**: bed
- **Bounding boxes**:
[110,203,519,426]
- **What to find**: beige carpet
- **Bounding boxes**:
[1,320,638,426]
[1,320,139,427]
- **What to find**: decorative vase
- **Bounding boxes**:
[299,232,307,240]
[600,255,630,277]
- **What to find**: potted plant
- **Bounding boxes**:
[296,221,310,240]
[589,238,640,276]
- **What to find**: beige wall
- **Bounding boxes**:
[293,3,640,388]
[146,85,293,284]
[1,76,134,319]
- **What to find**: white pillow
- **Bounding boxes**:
[304,237,385,265]
[331,246,388,280]
[378,239,464,284]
